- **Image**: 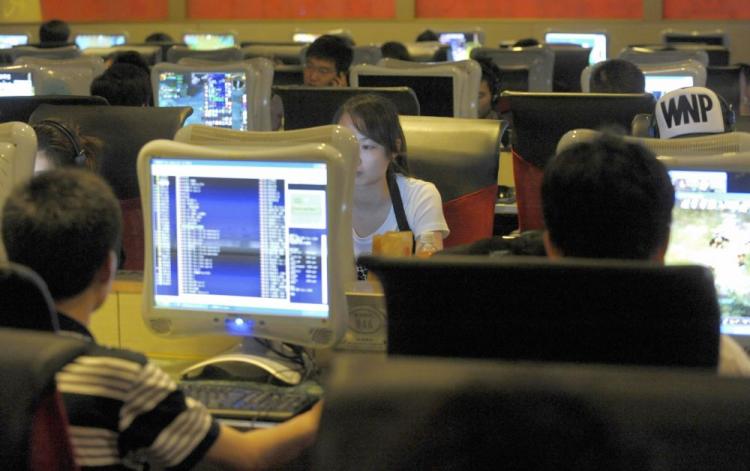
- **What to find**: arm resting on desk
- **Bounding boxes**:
[203,401,323,471]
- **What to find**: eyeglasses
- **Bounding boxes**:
[304,63,335,75]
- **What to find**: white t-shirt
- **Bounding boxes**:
[353,174,449,258]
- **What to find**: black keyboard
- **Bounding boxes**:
[179,380,319,422]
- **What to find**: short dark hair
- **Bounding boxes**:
[305,35,353,74]
[416,29,439,42]
[333,93,409,174]
[33,120,102,171]
[542,135,674,260]
[513,38,540,48]
[381,41,411,61]
[145,32,174,43]
[3,169,122,300]
[39,19,70,44]
[108,51,151,75]
[590,59,645,94]
[91,63,152,106]
[475,55,502,97]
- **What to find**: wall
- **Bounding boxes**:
[0,0,748,63]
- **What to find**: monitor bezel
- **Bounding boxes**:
[151,62,255,131]
[182,32,237,50]
[544,30,609,64]
[137,139,351,347]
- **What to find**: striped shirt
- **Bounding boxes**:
[56,314,219,470]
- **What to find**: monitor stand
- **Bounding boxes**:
[179,337,305,386]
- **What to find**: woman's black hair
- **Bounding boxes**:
[333,93,409,175]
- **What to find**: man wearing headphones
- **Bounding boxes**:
[33,120,100,173]
[475,56,501,120]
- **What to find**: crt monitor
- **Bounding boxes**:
[153,63,250,130]
[644,75,694,100]
[662,153,750,350]
[438,32,482,62]
[0,69,34,96]
[351,65,462,117]
[74,33,127,50]
[183,33,235,51]
[0,34,28,49]
[544,31,608,64]
[137,140,352,349]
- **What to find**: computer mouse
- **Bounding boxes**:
[180,353,302,386]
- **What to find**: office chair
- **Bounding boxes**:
[315,355,750,471]
[29,105,192,270]
[548,44,592,92]
[400,115,505,247]
[166,45,243,63]
[272,85,420,130]
[0,122,36,259]
[272,64,304,86]
[0,327,92,470]
[502,91,654,231]
[0,96,108,124]
[0,263,59,332]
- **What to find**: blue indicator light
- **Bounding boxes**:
[225,317,254,335]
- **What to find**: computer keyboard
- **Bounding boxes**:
[179,379,319,422]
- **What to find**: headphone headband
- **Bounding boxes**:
[36,119,86,166]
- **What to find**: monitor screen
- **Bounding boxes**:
[0,71,34,97]
[666,169,750,337]
[438,32,480,62]
[293,33,319,44]
[0,34,28,49]
[74,34,126,50]
[644,75,694,100]
[183,33,235,50]
[545,32,607,64]
[357,74,454,117]
[157,71,248,130]
[149,157,330,323]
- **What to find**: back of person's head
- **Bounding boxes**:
[33,120,101,172]
[381,41,411,61]
[416,29,439,42]
[654,86,735,139]
[145,32,174,43]
[305,34,353,75]
[542,135,674,260]
[476,56,501,102]
[334,93,409,174]
[590,59,645,94]
[91,63,151,106]
[513,38,540,48]
[107,50,150,75]
[2,169,121,300]
[39,19,70,45]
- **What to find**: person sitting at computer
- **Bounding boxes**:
[303,35,353,87]
[589,59,645,93]
[475,56,502,120]
[542,134,750,375]
[335,94,449,274]
[38,19,71,48]
[91,62,152,106]
[1,168,323,470]
[33,119,101,173]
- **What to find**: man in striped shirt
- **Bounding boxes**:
[2,168,322,470]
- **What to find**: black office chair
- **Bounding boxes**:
[0,95,108,124]
[549,44,592,92]
[0,263,58,332]
[315,355,750,471]
[29,104,192,270]
[0,327,92,470]
[272,65,305,86]
[273,85,420,130]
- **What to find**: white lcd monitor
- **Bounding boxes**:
[153,63,250,130]
[137,140,351,349]
[74,33,127,50]
[292,33,319,44]
[545,32,608,64]
[438,32,482,62]
[0,34,29,49]
[662,153,750,348]
[644,75,694,100]
[0,69,34,96]
[183,33,235,51]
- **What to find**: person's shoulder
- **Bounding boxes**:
[396,174,439,195]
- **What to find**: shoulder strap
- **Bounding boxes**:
[386,169,410,232]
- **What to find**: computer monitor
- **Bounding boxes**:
[544,31,608,64]
[183,33,235,51]
[644,75,694,100]
[74,33,127,50]
[662,29,729,47]
[292,33,319,44]
[137,139,352,350]
[0,34,29,49]
[438,31,483,62]
[661,153,750,349]
[350,64,463,118]
[152,63,251,130]
[471,46,555,92]
[0,69,34,96]
[639,59,707,98]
